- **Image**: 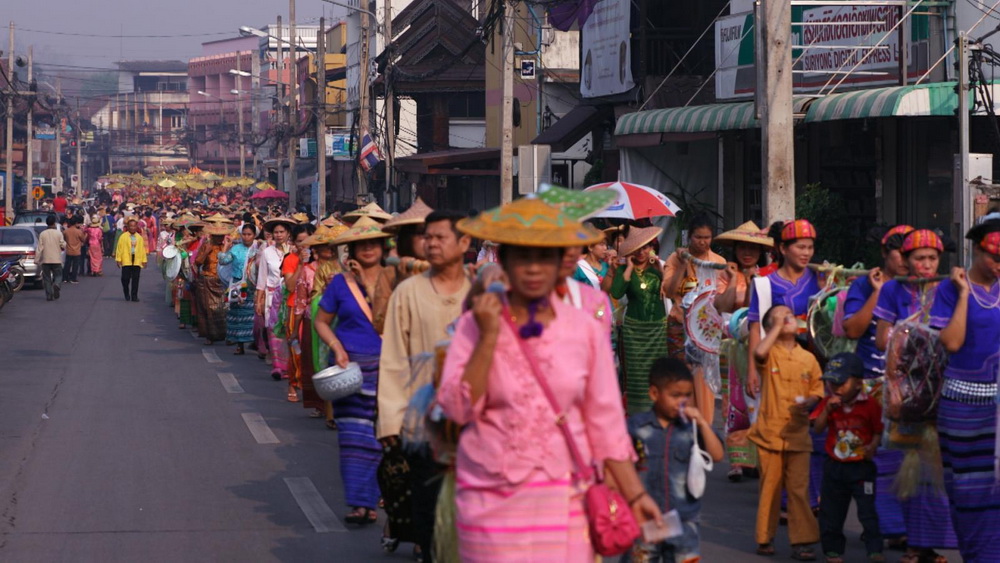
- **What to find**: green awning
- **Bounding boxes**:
[615,97,814,136]
[806,82,959,122]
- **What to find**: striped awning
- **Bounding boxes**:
[805,82,961,122]
[615,97,814,136]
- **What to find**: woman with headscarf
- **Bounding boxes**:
[711,221,774,481]
[313,217,398,525]
[219,223,260,356]
[608,225,668,414]
[929,218,1000,562]
[436,197,660,560]
[872,229,958,562]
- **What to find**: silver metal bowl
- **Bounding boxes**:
[312,362,362,402]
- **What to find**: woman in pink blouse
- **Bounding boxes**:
[437,198,660,561]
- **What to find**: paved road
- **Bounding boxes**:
[0,263,959,562]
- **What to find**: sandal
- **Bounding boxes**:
[756,543,775,556]
[868,554,886,563]
[366,508,378,523]
[898,552,919,563]
[271,371,282,381]
[728,467,743,482]
[234,345,245,355]
[325,419,338,430]
[824,554,844,563]
[344,507,367,524]
[791,545,817,561]
[308,408,324,418]
[922,550,948,563]
[287,389,299,402]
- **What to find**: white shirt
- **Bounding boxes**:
[256,244,285,290]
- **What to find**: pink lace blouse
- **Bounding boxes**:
[437,296,635,489]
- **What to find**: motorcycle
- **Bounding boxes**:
[7,254,25,292]
[0,258,16,310]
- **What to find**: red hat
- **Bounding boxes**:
[780,219,817,242]
[881,225,915,247]
[980,231,1000,256]
[900,229,944,253]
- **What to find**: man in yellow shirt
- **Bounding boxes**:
[115,219,148,301]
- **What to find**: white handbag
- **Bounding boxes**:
[686,420,714,499]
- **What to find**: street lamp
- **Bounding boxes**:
[320,0,377,21]
[196,90,231,176]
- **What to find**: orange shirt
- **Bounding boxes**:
[662,250,726,322]
[747,342,824,452]
[281,253,301,308]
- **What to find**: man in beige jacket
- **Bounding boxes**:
[377,210,470,561]
[36,214,66,301]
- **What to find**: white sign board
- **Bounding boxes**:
[580,0,634,98]
[716,5,915,99]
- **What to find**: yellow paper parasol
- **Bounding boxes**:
[107,182,125,190]
[221,180,238,188]
[255,181,276,190]
[237,177,256,187]
[200,172,224,182]
[187,180,208,190]
[158,178,177,188]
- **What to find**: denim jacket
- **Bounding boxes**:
[627,410,701,522]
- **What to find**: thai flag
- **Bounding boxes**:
[359,130,382,172]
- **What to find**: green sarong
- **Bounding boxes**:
[622,316,668,415]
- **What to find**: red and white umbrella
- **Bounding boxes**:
[583,181,681,219]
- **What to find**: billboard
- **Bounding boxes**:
[581,0,634,98]
[716,3,932,99]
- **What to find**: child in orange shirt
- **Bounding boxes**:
[748,305,823,560]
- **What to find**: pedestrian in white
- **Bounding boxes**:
[37,214,66,301]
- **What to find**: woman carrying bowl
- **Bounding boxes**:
[314,217,398,525]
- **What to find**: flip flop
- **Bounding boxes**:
[756,543,775,556]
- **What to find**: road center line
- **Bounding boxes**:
[283,477,346,533]
[216,372,244,393]
[201,348,222,364]
[241,413,280,444]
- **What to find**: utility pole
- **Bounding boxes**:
[288,0,299,211]
[5,22,14,222]
[383,0,396,206]
[317,17,327,217]
[358,4,371,197]
[26,46,33,211]
[500,1,514,204]
[957,32,972,264]
[54,77,61,191]
[219,96,228,176]
[276,15,284,193]
[758,0,795,225]
[76,101,82,194]
[237,51,246,177]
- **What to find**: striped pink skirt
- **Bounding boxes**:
[455,476,593,562]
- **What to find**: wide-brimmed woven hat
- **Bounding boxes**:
[204,222,235,237]
[302,225,343,247]
[321,215,346,229]
[715,221,773,248]
[263,216,297,232]
[618,225,664,257]
[203,212,233,224]
[536,184,616,221]
[382,198,433,232]
[456,197,603,248]
[343,202,392,223]
[332,216,392,245]
[89,216,101,227]
[292,212,310,224]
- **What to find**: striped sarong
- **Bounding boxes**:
[622,316,668,415]
[226,299,255,344]
[938,397,1000,560]
[455,476,591,561]
[196,276,227,342]
[332,353,382,509]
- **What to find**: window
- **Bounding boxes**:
[170,115,184,129]
[448,93,486,119]
[0,228,35,245]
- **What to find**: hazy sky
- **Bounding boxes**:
[7,1,345,80]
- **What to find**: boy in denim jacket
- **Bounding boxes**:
[624,357,724,562]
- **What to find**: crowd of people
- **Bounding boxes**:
[37,182,1000,562]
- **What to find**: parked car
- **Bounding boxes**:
[0,227,40,284]
[13,210,61,227]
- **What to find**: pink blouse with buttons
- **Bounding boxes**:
[437,296,635,489]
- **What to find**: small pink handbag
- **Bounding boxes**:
[504,313,641,556]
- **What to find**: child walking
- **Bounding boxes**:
[625,357,724,562]
[748,305,823,560]
[810,352,885,563]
